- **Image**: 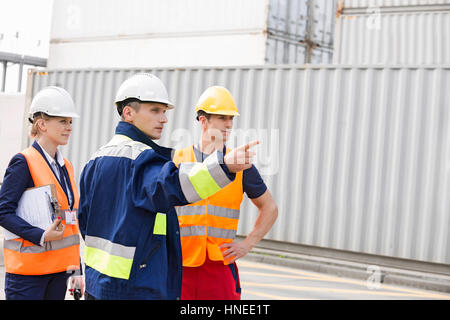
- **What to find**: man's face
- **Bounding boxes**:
[201,114,234,143]
[126,102,168,140]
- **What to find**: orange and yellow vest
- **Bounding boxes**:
[3,146,81,275]
[173,145,243,267]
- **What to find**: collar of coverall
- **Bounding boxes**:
[115,121,173,160]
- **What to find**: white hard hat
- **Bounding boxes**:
[114,73,174,113]
[29,86,79,121]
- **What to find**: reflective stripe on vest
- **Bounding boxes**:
[177,205,239,239]
[179,226,237,239]
[173,145,243,267]
[176,205,240,219]
[180,225,206,237]
[2,146,80,275]
[4,234,80,253]
[84,235,135,280]
[208,227,237,239]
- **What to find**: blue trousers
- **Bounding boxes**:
[5,271,71,300]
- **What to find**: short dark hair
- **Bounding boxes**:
[196,110,212,121]
[117,98,141,116]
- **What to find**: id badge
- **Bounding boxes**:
[65,210,77,225]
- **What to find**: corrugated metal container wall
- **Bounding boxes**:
[265,37,334,64]
[267,0,336,46]
[333,1,450,64]
[26,66,450,265]
[266,0,337,64]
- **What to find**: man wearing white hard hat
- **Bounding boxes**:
[0,86,84,300]
[78,73,259,300]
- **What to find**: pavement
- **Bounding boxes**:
[238,259,450,300]
[1,227,449,300]
[242,247,450,294]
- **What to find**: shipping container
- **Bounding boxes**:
[48,34,268,68]
[265,0,336,64]
[267,0,336,46]
[266,37,334,64]
[50,0,268,40]
[333,1,450,64]
[49,0,336,68]
[25,65,450,269]
[0,93,26,182]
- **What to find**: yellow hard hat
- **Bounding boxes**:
[195,86,240,117]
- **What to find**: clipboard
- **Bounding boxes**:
[3,184,60,240]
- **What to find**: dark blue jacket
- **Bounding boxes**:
[78,122,234,300]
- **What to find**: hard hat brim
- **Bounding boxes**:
[29,111,80,120]
[138,100,175,109]
[115,97,175,109]
[195,108,239,116]
[47,111,80,118]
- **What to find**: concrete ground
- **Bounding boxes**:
[237,259,450,300]
[1,227,449,300]
[1,257,449,301]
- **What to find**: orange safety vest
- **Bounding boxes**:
[173,145,243,267]
[2,146,81,275]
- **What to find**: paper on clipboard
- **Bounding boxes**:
[3,184,57,240]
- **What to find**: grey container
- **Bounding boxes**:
[266,0,337,64]
[333,1,450,64]
[25,65,450,268]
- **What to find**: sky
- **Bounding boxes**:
[0,0,54,92]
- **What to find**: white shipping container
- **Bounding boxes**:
[48,0,337,68]
[333,9,450,64]
[49,0,271,68]
[51,0,269,40]
[48,34,267,68]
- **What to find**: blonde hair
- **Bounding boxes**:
[29,113,51,138]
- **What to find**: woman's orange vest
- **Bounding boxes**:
[2,146,81,275]
[173,146,243,267]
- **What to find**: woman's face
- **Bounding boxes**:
[38,117,73,146]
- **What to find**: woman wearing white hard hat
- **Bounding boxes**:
[0,86,84,300]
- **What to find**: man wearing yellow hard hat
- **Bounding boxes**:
[173,86,278,300]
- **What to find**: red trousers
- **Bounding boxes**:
[181,256,241,300]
